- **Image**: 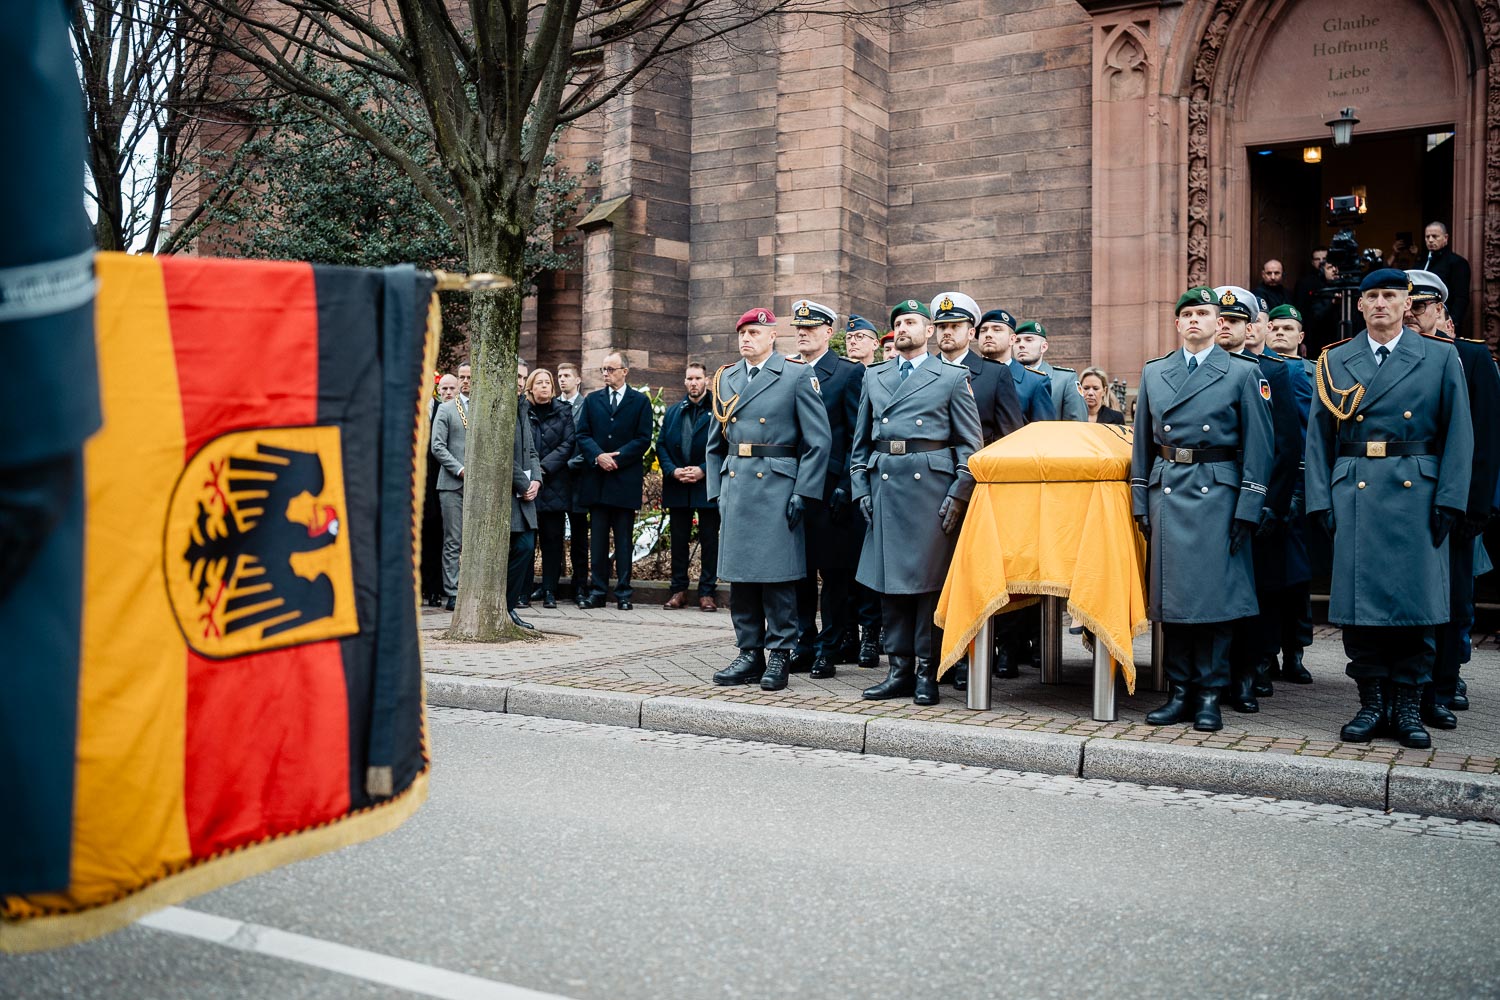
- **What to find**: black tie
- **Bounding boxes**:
[900,359,913,382]
[610,389,620,412]
[1187,355,1199,374]
[747,365,759,381]
[1376,346,1390,366]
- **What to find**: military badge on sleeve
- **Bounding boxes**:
[1259,378,1271,401]
[810,375,821,394]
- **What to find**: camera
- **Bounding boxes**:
[1323,194,1370,286]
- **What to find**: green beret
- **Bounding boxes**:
[1015,321,1047,338]
[1175,286,1218,315]
[889,298,930,325]
[1268,304,1302,324]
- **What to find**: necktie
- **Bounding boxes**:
[747,365,759,381]
[900,359,913,382]
[1186,356,1199,374]
[1376,346,1390,366]
[610,390,619,412]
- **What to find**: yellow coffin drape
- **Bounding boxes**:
[935,422,1148,691]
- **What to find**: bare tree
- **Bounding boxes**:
[72,0,245,252]
[185,0,903,640]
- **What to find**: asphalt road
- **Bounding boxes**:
[4,708,1499,1000]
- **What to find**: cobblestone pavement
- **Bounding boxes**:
[421,604,1500,774]
[434,707,1500,845]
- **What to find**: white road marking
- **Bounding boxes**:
[139,906,576,1000]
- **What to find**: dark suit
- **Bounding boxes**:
[1093,406,1126,425]
[657,394,719,597]
[1000,357,1053,425]
[954,349,1024,442]
[795,351,867,657]
[1434,337,1500,706]
[1423,248,1472,335]
[577,385,653,602]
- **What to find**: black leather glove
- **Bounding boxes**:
[1313,509,1335,539]
[1288,492,1305,522]
[1255,506,1279,537]
[1134,514,1150,542]
[786,494,805,530]
[1431,505,1462,547]
[1460,510,1493,540]
[1229,518,1256,555]
[828,487,849,522]
[860,495,874,525]
[938,495,967,536]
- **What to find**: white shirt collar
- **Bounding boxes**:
[1369,331,1403,358]
[1182,344,1214,365]
[803,350,829,367]
[899,351,933,370]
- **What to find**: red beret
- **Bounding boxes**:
[737,307,776,330]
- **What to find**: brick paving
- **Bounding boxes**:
[421,604,1500,775]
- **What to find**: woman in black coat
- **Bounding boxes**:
[1079,366,1126,425]
[527,368,577,608]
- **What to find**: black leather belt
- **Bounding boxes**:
[734,443,796,457]
[1337,441,1435,458]
[875,440,948,455]
[1158,445,1236,464]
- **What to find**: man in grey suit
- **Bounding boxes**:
[1015,321,1088,421]
[1132,287,1274,732]
[708,307,831,692]
[852,298,983,707]
[430,374,468,611]
[1306,268,1474,749]
[555,363,589,604]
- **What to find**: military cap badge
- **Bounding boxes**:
[797,304,811,317]
[758,310,769,324]
[940,296,954,312]
[1220,290,1237,307]
[907,299,918,309]
[1201,289,1214,303]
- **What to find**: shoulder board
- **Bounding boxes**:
[1051,364,1076,372]
[836,355,859,366]
[940,359,968,370]
[869,358,894,369]
[1317,338,1353,355]
[1461,336,1488,344]
[784,355,806,364]
[1257,351,1285,364]
[714,363,735,375]
[1421,332,1456,345]
[1025,365,1046,375]
[1143,351,1175,365]
[1228,351,1260,363]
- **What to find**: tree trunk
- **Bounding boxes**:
[446,216,529,641]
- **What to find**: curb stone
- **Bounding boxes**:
[424,674,1500,821]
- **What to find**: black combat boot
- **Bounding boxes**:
[1339,678,1387,743]
[1252,657,1275,698]
[1421,685,1457,730]
[713,650,766,686]
[1228,670,1259,714]
[1192,688,1223,732]
[787,647,814,673]
[913,657,939,706]
[952,658,968,691]
[1390,684,1433,749]
[760,651,791,691]
[863,655,915,700]
[858,624,881,669]
[1146,684,1192,726]
[1453,676,1469,710]
[810,653,836,679]
[1281,648,1313,684]
[994,643,1020,679]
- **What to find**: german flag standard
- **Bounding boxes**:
[0,253,436,950]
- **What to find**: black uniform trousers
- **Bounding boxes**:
[536,511,570,594]
[589,504,636,602]
[849,582,881,630]
[1433,535,1475,704]
[507,529,535,611]
[568,508,590,595]
[1343,625,1435,686]
[881,592,943,660]
[795,499,859,655]
[1162,621,1232,689]
[667,506,720,596]
[730,582,798,652]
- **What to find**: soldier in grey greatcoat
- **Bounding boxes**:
[852,298,983,707]
[1131,287,1275,732]
[1014,321,1088,421]
[708,307,831,692]
[1306,268,1473,750]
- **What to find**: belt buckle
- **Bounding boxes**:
[1174,448,1192,464]
[890,440,907,456]
[1366,441,1387,458]
[738,443,753,458]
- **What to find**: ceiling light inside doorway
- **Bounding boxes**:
[1303,146,1323,164]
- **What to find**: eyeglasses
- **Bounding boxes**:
[598,366,623,374]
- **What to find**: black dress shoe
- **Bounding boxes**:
[1421,687,1458,730]
[1452,676,1470,710]
[1192,689,1223,732]
[509,609,535,629]
[1146,684,1192,726]
[1281,649,1313,684]
[579,596,605,609]
[530,586,546,602]
[1390,684,1432,749]
[787,648,814,673]
[1340,679,1388,743]
[616,600,633,611]
[863,656,915,700]
[858,626,881,669]
[1228,673,1259,714]
[761,651,791,691]
[913,657,939,706]
[953,660,968,691]
[542,592,557,609]
[515,597,531,608]
[810,655,836,679]
[444,596,455,611]
[712,651,766,686]
[994,645,1019,679]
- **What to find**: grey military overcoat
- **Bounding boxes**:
[1037,359,1088,421]
[1130,347,1275,623]
[1305,331,1473,625]
[707,353,831,584]
[851,356,982,594]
